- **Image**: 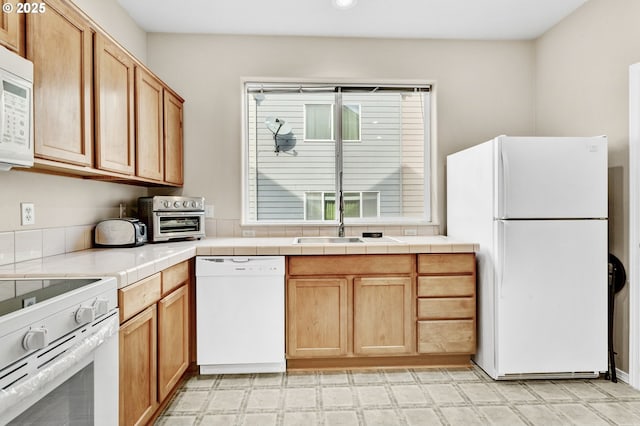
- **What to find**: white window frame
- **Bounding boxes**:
[241,79,438,227]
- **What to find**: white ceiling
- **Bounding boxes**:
[117,0,588,40]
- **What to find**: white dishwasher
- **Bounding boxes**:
[196,256,285,374]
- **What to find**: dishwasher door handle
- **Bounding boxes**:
[201,258,251,263]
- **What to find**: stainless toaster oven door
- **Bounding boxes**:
[154,211,204,240]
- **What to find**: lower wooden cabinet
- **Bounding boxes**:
[416,253,476,355]
[353,277,412,355]
[286,255,415,363]
[119,305,158,426]
[417,319,475,353]
[287,278,348,357]
[286,253,476,369]
[118,260,192,426]
[158,284,189,401]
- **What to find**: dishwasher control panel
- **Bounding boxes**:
[196,256,285,277]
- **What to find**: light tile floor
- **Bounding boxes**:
[155,366,640,425]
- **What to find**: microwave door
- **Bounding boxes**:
[0,76,34,170]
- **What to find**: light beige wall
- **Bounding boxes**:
[0,0,149,233]
[70,0,147,62]
[0,172,146,232]
[535,0,640,372]
[146,34,536,230]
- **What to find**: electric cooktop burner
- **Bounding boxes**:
[0,278,101,316]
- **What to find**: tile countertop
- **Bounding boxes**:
[0,236,477,288]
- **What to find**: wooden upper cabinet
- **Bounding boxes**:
[163,90,184,185]
[94,33,135,175]
[135,67,164,181]
[27,0,93,166]
[0,0,23,55]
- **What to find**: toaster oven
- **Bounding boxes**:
[138,196,205,242]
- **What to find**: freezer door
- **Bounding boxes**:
[496,219,607,376]
[496,136,607,219]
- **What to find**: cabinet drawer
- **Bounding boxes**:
[288,254,413,276]
[417,275,475,297]
[161,260,189,295]
[119,273,161,323]
[417,319,475,354]
[417,297,474,319]
[417,253,475,274]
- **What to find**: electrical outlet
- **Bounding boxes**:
[205,205,215,218]
[21,203,35,226]
[242,229,255,237]
[403,228,417,236]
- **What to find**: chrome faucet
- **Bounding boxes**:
[338,171,345,237]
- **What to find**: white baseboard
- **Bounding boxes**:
[615,368,630,384]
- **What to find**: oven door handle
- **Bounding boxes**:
[0,313,119,414]
[155,211,204,217]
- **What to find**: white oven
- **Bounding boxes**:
[0,277,118,425]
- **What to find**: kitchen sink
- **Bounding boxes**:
[295,237,364,244]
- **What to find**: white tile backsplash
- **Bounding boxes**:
[1,225,95,265]
[211,220,440,239]
[43,228,66,257]
[15,230,43,263]
[0,221,440,266]
[0,232,15,266]
[65,225,91,253]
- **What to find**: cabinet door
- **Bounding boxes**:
[0,0,23,54]
[163,90,183,185]
[119,305,158,426]
[158,285,189,401]
[27,0,93,166]
[135,67,164,181]
[95,33,135,174]
[287,278,348,357]
[353,277,413,355]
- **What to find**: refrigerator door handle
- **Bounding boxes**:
[499,143,510,218]
[499,220,506,298]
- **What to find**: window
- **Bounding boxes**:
[305,191,379,220]
[244,82,433,224]
[304,104,360,141]
[304,104,333,140]
[342,104,360,141]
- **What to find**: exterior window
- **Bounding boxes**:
[304,104,361,142]
[342,105,361,141]
[305,192,379,220]
[244,82,433,224]
[304,104,333,140]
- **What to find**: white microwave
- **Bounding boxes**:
[0,46,33,171]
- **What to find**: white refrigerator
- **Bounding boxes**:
[447,135,608,380]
